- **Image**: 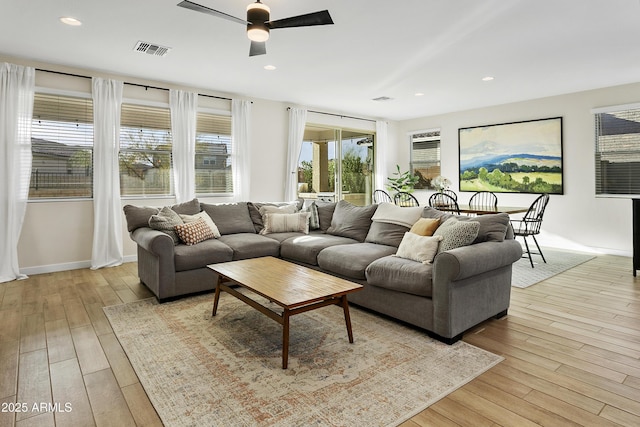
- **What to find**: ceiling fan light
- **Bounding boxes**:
[247,1,270,42]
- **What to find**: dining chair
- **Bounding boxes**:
[510,193,550,268]
[428,192,460,214]
[393,191,420,207]
[442,189,458,201]
[373,189,393,204]
[469,191,498,208]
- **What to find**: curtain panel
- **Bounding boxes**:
[170,90,198,203]
[0,62,34,283]
[375,120,388,191]
[285,108,307,201]
[231,99,251,201]
[91,78,124,269]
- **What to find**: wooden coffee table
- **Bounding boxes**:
[208,257,363,369]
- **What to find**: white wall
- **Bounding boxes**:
[397,82,640,256]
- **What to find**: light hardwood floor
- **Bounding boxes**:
[0,255,638,426]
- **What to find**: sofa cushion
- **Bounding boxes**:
[260,212,310,235]
[316,201,336,232]
[148,206,183,245]
[261,231,307,243]
[317,243,397,280]
[326,200,377,242]
[365,256,434,297]
[364,221,409,248]
[174,239,234,272]
[422,207,509,243]
[218,233,280,260]
[201,202,256,235]
[433,217,480,253]
[171,198,201,215]
[395,232,442,264]
[123,205,159,232]
[280,233,358,265]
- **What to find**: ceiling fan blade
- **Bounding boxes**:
[177,0,248,26]
[267,10,333,29]
[249,41,266,57]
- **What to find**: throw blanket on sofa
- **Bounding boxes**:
[371,202,423,228]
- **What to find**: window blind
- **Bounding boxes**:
[30,93,94,199]
[595,107,640,196]
[195,112,232,194]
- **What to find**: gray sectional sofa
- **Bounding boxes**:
[124,198,522,343]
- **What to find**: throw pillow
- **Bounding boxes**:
[260,212,311,235]
[371,202,423,228]
[259,204,298,219]
[433,217,480,253]
[303,201,320,229]
[175,218,215,245]
[394,232,443,264]
[148,206,184,245]
[180,211,221,238]
[326,200,378,242]
[409,218,441,236]
[316,201,337,232]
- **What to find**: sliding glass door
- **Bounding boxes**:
[297,125,374,206]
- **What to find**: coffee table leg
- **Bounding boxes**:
[282,310,290,369]
[212,275,223,317]
[341,295,354,343]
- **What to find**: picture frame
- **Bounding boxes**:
[458,117,563,194]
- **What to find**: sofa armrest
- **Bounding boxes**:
[131,227,175,258]
[433,239,523,283]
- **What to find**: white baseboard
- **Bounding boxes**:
[20,254,138,276]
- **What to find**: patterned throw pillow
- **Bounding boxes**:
[433,217,480,253]
[304,201,320,229]
[175,218,215,245]
[179,211,221,238]
[260,212,311,235]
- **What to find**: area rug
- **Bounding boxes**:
[104,292,503,427]
[511,247,595,288]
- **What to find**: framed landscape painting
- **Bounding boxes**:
[458,117,563,194]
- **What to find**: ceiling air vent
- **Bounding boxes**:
[372,96,393,102]
[133,41,172,57]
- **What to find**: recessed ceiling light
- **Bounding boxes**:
[482,76,494,82]
[60,17,82,26]
[264,65,276,71]
[414,92,425,97]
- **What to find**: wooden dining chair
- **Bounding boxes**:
[442,189,458,201]
[373,189,393,204]
[469,191,498,208]
[393,191,420,207]
[428,192,460,214]
[510,193,550,268]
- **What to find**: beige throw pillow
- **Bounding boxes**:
[180,211,221,238]
[394,232,443,264]
[409,218,440,236]
[260,212,310,235]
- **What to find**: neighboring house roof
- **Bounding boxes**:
[31,138,84,159]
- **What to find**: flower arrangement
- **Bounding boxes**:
[432,175,452,192]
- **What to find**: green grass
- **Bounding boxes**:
[509,172,562,185]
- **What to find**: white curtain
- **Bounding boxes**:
[0,63,34,283]
[284,108,307,201]
[231,99,251,201]
[375,120,388,191]
[170,90,197,203]
[91,78,124,269]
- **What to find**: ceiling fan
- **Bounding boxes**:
[177,0,334,57]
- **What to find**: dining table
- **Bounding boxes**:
[435,204,529,215]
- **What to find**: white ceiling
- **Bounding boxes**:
[1,0,640,121]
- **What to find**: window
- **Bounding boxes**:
[195,111,232,194]
[119,103,173,196]
[595,105,640,196]
[30,92,94,199]
[410,129,441,189]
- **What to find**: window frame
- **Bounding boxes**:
[194,107,233,197]
[409,128,441,190]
